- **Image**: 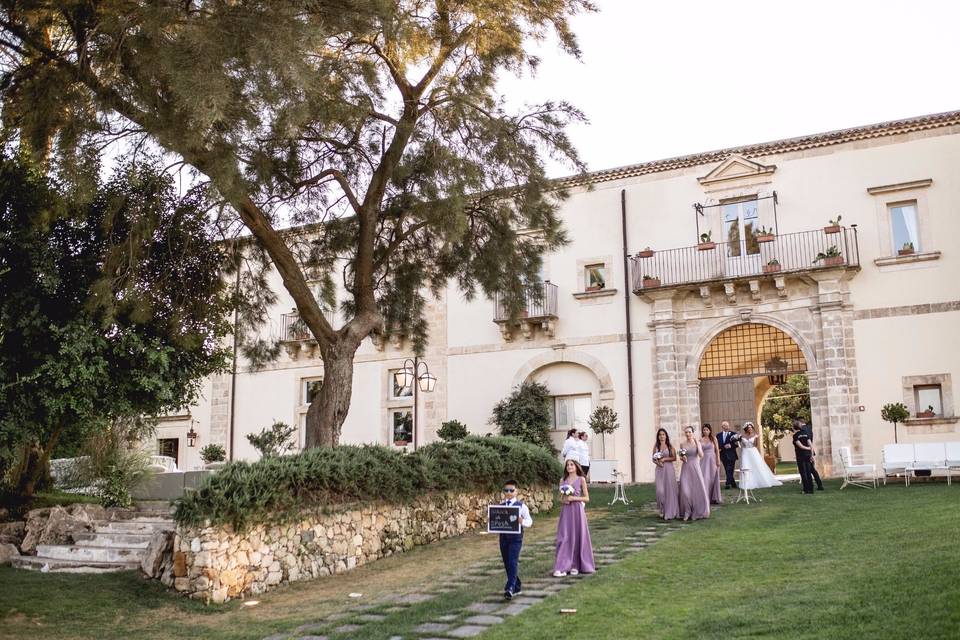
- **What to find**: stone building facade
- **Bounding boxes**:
[158,110,960,483]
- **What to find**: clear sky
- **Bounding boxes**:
[497,0,960,177]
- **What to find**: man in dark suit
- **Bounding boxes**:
[801,421,825,491]
[716,421,739,489]
[792,420,814,494]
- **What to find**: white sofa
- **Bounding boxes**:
[881,443,959,486]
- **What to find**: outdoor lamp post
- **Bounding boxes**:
[394,358,437,449]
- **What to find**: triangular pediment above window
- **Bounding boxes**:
[698,155,776,185]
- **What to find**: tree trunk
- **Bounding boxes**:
[305,338,358,448]
[13,424,63,498]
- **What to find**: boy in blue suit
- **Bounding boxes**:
[499,479,533,600]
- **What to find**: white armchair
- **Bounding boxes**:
[148,455,179,473]
[945,443,960,486]
[838,447,877,489]
[882,444,915,486]
[909,443,948,485]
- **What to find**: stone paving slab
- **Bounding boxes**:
[447,624,489,638]
[498,603,533,616]
[296,636,328,640]
[463,615,504,625]
[396,593,435,604]
[465,602,501,614]
[436,614,460,622]
[413,622,451,634]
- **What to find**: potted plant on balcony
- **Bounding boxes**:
[763,258,782,274]
[898,242,915,256]
[917,404,936,418]
[756,226,776,243]
[697,231,716,251]
[823,215,842,234]
[637,247,655,258]
[641,274,661,288]
[813,246,844,267]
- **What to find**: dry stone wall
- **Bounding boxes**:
[162,486,552,603]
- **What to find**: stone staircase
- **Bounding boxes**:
[13,502,175,574]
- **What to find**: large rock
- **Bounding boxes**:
[140,530,173,578]
[20,505,96,554]
[0,521,25,547]
[0,542,20,565]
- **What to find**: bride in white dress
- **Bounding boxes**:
[739,423,782,489]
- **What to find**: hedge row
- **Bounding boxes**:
[173,436,562,530]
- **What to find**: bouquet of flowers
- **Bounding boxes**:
[678,447,688,459]
[652,452,664,461]
[559,484,575,496]
[730,434,742,443]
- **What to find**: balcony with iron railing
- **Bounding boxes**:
[631,226,860,294]
[279,309,337,358]
[493,281,559,340]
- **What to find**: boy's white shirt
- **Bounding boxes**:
[576,439,590,465]
[503,497,533,528]
[561,437,579,463]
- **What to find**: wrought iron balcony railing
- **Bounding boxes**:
[631,226,860,293]
[280,309,337,342]
[493,282,559,322]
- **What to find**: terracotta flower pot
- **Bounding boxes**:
[917,411,935,419]
[642,278,661,288]
[823,255,845,267]
[763,263,782,274]
[898,248,915,256]
[637,249,654,258]
[697,242,716,251]
[757,234,775,243]
[823,225,841,234]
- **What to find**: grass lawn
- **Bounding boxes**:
[481,480,960,640]
[775,460,798,474]
[2,482,958,640]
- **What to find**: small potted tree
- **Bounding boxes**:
[763,258,782,274]
[637,247,655,259]
[437,419,469,441]
[917,404,936,419]
[756,226,776,243]
[588,405,620,482]
[898,242,915,256]
[823,215,842,234]
[697,230,716,251]
[881,402,910,444]
[200,443,227,470]
[813,246,844,267]
[641,274,661,288]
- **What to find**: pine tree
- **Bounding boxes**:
[0,1,594,446]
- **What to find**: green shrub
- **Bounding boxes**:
[437,419,469,441]
[173,436,561,530]
[246,421,296,458]
[199,444,226,464]
[489,382,555,453]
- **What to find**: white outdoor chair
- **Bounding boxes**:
[945,443,960,486]
[148,455,179,473]
[909,443,948,485]
[882,444,915,486]
[838,447,877,489]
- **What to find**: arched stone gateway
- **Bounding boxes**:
[645,277,863,477]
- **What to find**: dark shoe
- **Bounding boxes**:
[504,591,513,600]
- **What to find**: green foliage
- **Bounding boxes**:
[699,230,713,243]
[489,382,555,453]
[199,444,226,464]
[0,1,593,447]
[437,420,469,442]
[761,375,810,457]
[814,245,842,262]
[0,156,233,496]
[246,421,296,459]
[829,215,843,226]
[881,403,910,425]
[588,406,620,435]
[76,417,154,508]
[173,436,561,530]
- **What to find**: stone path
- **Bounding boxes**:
[260,501,686,640]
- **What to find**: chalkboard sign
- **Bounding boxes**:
[487,505,522,534]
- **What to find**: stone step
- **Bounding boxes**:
[12,555,140,573]
[94,520,174,534]
[35,543,146,563]
[73,531,152,549]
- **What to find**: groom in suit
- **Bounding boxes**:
[717,421,739,489]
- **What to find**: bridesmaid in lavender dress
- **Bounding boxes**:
[699,424,723,505]
[552,459,596,577]
[652,428,680,520]
[678,426,710,521]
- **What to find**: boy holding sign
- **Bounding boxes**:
[497,479,533,600]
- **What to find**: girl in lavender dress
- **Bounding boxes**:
[552,459,596,577]
[652,428,680,520]
[678,426,710,521]
[699,424,723,505]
